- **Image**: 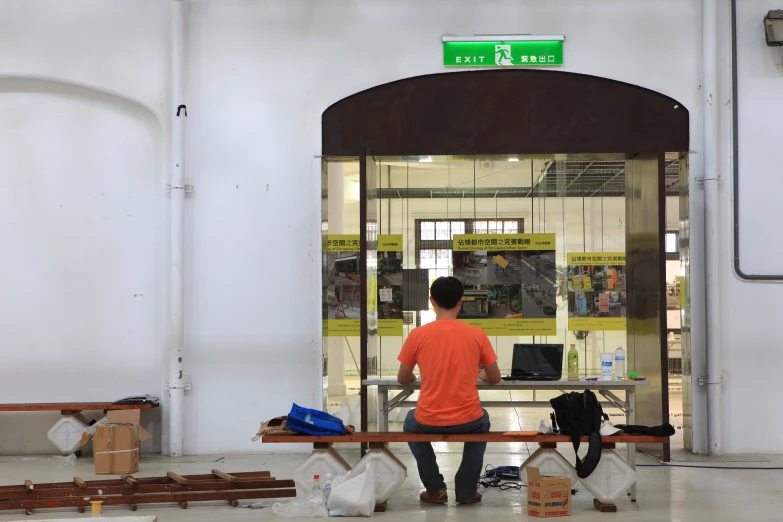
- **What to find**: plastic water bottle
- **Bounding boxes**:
[567,344,579,381]
[323,473,333,500]
[312,474,321,493]
[614,344,626,380]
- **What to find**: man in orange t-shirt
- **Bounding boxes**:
[397,276,501,505]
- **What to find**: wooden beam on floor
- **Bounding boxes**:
[0,488,296,511]
[166,472,188,485]
[212,469,238,482]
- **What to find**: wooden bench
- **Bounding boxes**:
[263,432,669,513]
[0,403,159,455]
[0,403,157,415]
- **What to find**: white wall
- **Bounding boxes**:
[715,0,783,453]
[0,1,168,454]
[2,0,706,454]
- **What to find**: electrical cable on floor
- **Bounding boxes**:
[479,464,524,491]
[509,390,531,456]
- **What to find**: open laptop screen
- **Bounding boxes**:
[510,344,564,379]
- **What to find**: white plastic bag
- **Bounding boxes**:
[328,462,376,517]
[272,490,328,518]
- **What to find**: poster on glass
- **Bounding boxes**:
[567,252,626,331]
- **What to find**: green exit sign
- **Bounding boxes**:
[443,38,564,67]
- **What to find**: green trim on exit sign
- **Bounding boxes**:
[443,41,564,67]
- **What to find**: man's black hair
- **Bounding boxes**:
[430,276,464,310]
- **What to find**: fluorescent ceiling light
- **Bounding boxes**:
[508,157,520,162]
[419,156,433,163]
[442,35,565,42]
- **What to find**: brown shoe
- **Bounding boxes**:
[457,491,482,505]
[420,489,448,504]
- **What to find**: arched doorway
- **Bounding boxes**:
[321,69,688,461]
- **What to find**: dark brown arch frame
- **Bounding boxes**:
[323,69,688,156]
[322,70,689,460]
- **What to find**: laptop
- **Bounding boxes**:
[502,344,564,381]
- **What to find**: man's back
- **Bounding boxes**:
[398,320,497,426]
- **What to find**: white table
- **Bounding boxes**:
[363,378,649,500]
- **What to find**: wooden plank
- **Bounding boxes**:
[0,472,272,492]
[0,488,296,511]
[0,480,295,501]
[263,433,671,444]
[211,469,238,482]
[0,403,157,412]
[166,472,188,485]
[24,481,33,491]
[6,517,157,522]
[73,478,86,489]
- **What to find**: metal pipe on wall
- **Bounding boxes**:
[168,0,187,457]
[702,0,722,455]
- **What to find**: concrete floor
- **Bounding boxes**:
[1,449,782,521]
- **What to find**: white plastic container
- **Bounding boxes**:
[519,447,578,484]
[579,449,637,503]
[47,415,88,454]
[600,353,614,381]
[293,449,352,496]
[350,448,407,502]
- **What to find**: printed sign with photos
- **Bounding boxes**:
[567,252,626,331]
[324,235,361,336]
[452,234,557,336]
[377,235,404,337]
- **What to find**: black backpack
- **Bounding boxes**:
[550,390,605,479]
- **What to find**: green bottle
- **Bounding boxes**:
[568,344,579,381]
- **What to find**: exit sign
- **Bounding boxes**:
[443,39,564,67]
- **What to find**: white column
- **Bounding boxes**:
[327,163,347,397]
[703,0,722,456]
[168,0,186,457]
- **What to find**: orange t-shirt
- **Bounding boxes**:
[398,320,498,427]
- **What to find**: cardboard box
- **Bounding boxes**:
[92,410,152,474]
[527,467,572,518]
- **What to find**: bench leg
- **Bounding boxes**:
[519,444,578,485]
[593,499,617,513]
[355,445,406,506]
[292,443,352,496]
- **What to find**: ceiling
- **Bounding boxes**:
[339,158,682,198]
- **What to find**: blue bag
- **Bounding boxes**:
[286,403,348,436]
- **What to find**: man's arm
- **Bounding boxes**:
[397,363,418,385]
[478,362,502,385]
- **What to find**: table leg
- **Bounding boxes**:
[379,387,389,432]
[627,388,637,501]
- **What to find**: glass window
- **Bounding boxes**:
[436,249,452,268]
[451,221,466,238]
[665,232,677,253]
[474,221,488,234]
[421,222,435,240]
[420,249,436,268]
[436,221,450,240]
[504,221,518,234]
[488,220,501,234]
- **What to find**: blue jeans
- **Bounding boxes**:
[403,409,490,502]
